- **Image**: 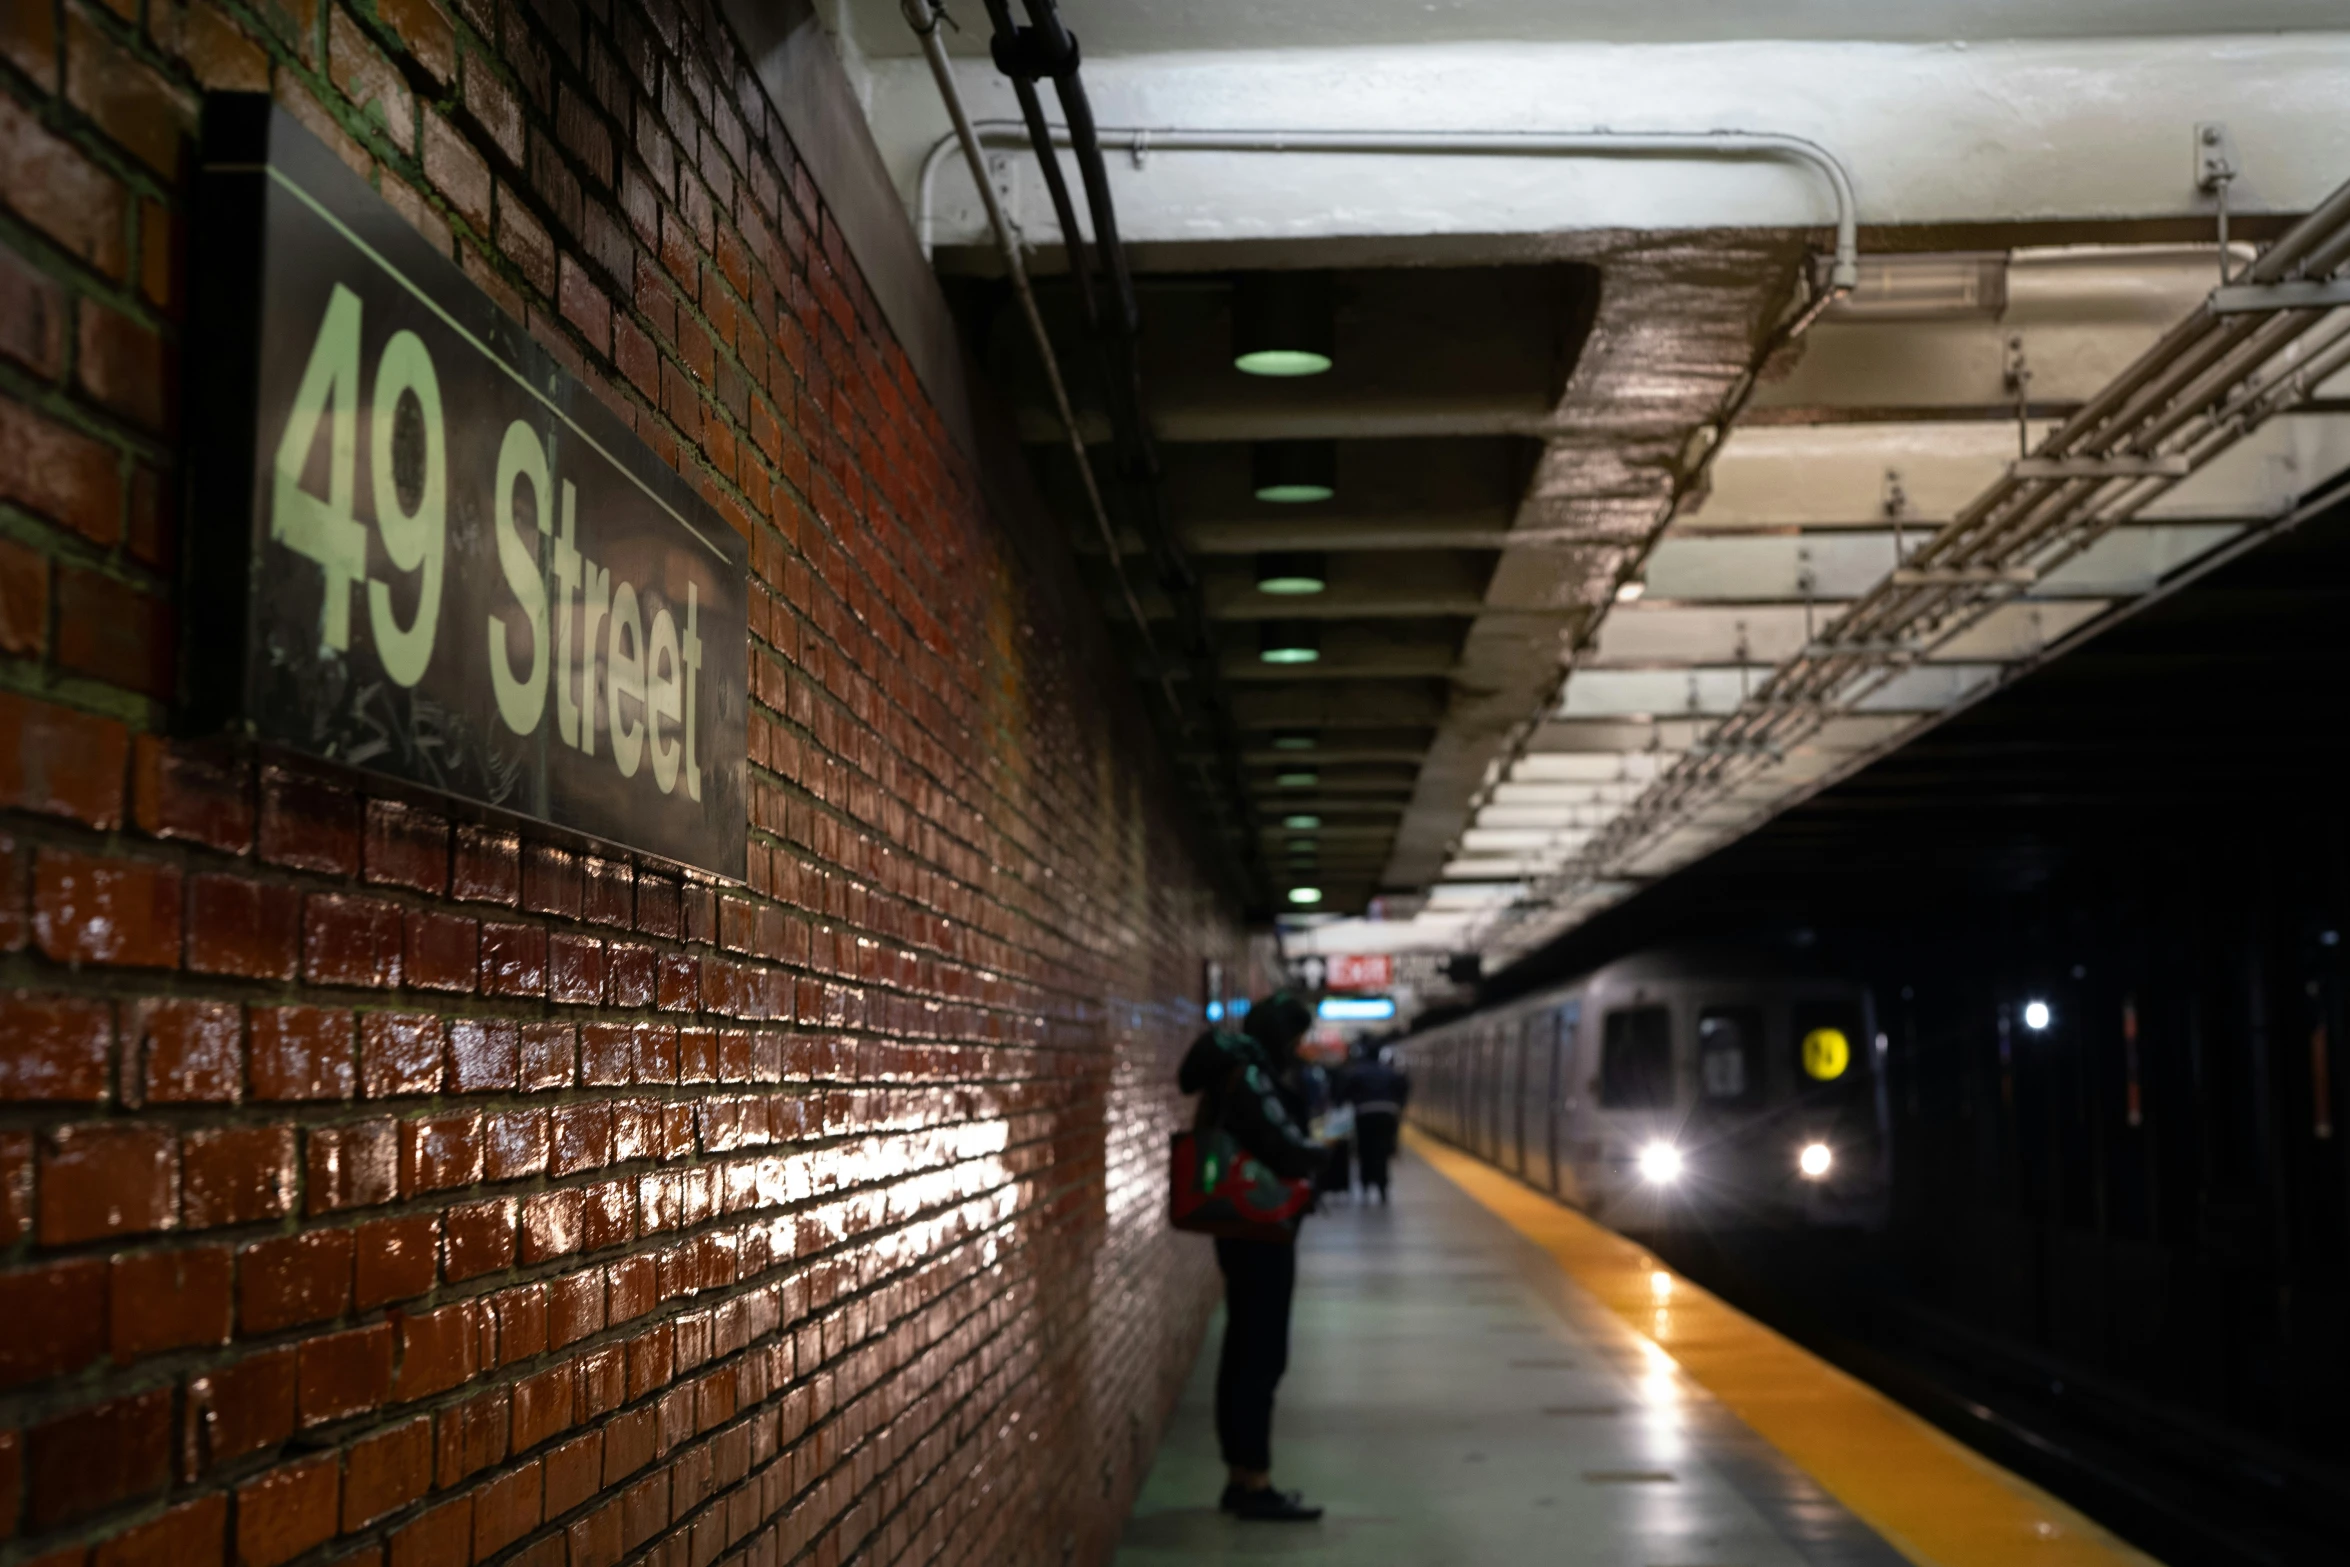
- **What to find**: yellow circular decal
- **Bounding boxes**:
[1802,1027,1851,1082]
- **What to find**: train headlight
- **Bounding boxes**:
[1798,1142,1833,1179]
[1637,1142,1682,1184]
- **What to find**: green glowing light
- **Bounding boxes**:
[1259,646,1320,665]
[1286,887,1324,906]
[1282,814,1321,829]
[1254,482,1335,504]
[1235,348,1333,377]
[1276,771,1318,788]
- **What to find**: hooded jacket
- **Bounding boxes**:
[1178,1028,1326,1181]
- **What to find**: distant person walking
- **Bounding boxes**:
[1176,992,1326,1521]
[1345,1046,1411,1202]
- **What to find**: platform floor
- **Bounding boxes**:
[1115,1137,2157,1567]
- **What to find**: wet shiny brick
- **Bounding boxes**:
[33,848,179,967]
[239,1228,352,1331]
[297,1323,394,1426]
[361,1012,445,1097]
[110,1247,233,1360]
[186,1347,297,1471]
[0,1257,106,1388]
[442,1197,516,1280]
[447,1017,518,1091]
[27,1387,171,1528]
[39,1123,176,1243]
[353,1214,440,1309]
[234,1454,338,1567]
[399,1112,483,1194]
[306,1119,396,1213]
[181,1124,295,1228]
[248,1005,355,1101]
[0,992,111,1101]
[185,874,300,980]
[342,1417,431,1529]
[132,996,241,1103]
[303,893,403,988]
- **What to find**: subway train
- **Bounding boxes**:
[1405,948,1892,1232]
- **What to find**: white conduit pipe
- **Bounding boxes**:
[918,122,1862,290]
[899,1,1176,712]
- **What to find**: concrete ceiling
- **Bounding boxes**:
[835,1,2348,57]
[840,4,2350,951]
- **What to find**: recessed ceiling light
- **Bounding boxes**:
[1272,732,1317,752]
[1276,770,1318,788]
[1282,813,1321,829]
[1252,440,1336,504]
[1255,551,1327,595]
[1233,271,1334,377]
[1259,621,1319,664]
[1287,886,1324,905]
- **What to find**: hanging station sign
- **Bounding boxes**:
[186,97,748,879]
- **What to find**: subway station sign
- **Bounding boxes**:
[187,97,747,879]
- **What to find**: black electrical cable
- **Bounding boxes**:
[979,0,1098,335]
[976,0,1273,910]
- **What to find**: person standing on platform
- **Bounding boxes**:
[1346,1045,1412,1202]
[1176,991,1327,1521]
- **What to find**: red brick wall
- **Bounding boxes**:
[0,0,1239,1561]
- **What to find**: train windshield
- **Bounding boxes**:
[1697,1006,1765,1107]
[1600,1005,1674,1110]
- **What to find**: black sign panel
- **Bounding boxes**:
[188,98,747,880]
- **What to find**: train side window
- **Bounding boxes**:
[1600,1005,1674,1110]
[1698,1006,1764,1106]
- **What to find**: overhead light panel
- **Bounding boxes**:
[1276,769,1318,789]
[1233,270,1333,377]
[1255,551,1327,595]
[1825,252,2007,322]
[1259,621,1319,665]
[1281,813,1321,830]
[1286,886,1324,906]
[1253,440,1335,504]
[1272,731,1317,752]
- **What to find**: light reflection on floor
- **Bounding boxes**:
[1114,1157,1909,1567]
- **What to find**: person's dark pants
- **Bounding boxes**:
[1357,1111,1400,1194]
[1317,1138,1352,1194]
[1213,1236,1296,1472]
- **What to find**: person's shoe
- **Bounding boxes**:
[1220,1484,1323,1521]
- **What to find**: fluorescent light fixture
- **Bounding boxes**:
[1255,551,1327,595]
[1318,996,1396,1022]
[1276,770,1318,788]
[1233,270,1334,377]
[1286,886,1323,906]
[2022,999,2052,1031]
[1636,1142,1682,1184]
[1825,252,2007,322]
[1253,440,1336,504]
[1259,621,1320,664]
[1282,814,1321,829]
[1798,1142,1832,1179]
[1615,580,1645,603]
[1272,732,1317,751]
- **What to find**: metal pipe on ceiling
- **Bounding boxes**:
[1488,173,2350,958]
[917,123,1862,291]
[900,0,1270,906]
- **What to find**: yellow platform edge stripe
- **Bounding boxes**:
[1405,1127,2162,1567]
